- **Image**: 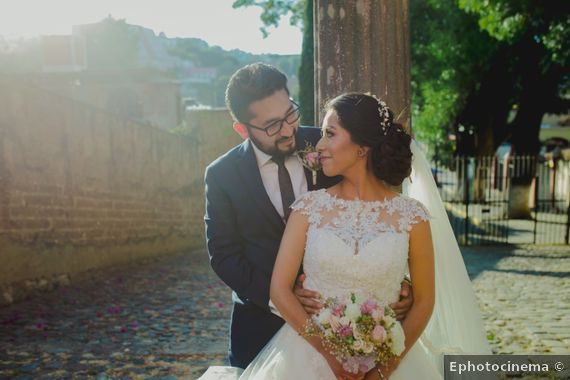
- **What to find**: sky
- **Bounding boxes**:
[0,0,303,55]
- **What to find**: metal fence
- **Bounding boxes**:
[434,155,570,245]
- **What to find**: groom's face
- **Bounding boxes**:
[244,89,298,157]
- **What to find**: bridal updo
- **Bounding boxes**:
[324,93,412,186]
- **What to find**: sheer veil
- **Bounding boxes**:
[403,140,492,374]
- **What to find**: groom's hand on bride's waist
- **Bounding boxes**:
[390,280,414,321]
[294,274,323,315]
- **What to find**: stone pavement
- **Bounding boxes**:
[0,245,569,379]
[0,251,232,379]
[463,244,570,355]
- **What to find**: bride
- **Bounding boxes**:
[200,93,490,379]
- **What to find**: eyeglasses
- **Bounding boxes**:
[244,100,301,137]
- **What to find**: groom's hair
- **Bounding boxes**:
[225,63,289,123]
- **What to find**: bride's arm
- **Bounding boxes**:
[371,220,435,379]
[270,210,360,379]
[269,210,312,333]
[401,219,435,353]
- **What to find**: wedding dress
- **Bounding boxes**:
[199,141,490,380]
[203,189,442,379]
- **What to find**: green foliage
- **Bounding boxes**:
[459,0,569,65]
[458,0,526,41]
[456,0,569,155]
[234,0,569,157]
[411,0,498,156]
[232,0,306,36]
[232,0,313,123]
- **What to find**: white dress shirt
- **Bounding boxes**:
[251,141,309,317]
[251,141,308,220]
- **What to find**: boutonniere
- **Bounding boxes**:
[298,142,322,186]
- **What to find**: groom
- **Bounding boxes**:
[204,63,412,369]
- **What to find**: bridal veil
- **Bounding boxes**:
[404,140,492,375]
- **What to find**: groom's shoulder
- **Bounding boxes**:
[206,141,246,177]
[297,126,321,145]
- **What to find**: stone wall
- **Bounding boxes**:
[0,80,241,305]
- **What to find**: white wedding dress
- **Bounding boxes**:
[202,189,442,379]
[200,141,490,380]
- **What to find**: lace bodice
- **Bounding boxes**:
[291,189,430,306]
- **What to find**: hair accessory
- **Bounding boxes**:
[364,92,392,136]
[377,100,391,136]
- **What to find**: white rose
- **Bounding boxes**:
[389,322,406,355]
[362,342,374,354]
[352,326,363,341]
[384,315,397,328]
[371,309,384,322]
[317,309,332,326]
[345,303,361,322]
[352,339,365,351]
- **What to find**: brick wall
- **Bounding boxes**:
[0,79,241,304]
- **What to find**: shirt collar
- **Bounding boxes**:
[250,139,274,169]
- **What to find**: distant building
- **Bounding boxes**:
[36,19,183,130]
[41,35,86,72]
[31,69,181,130]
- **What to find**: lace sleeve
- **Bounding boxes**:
[399,197,431,232]
[290,190,325,225]
[409,198,431,228]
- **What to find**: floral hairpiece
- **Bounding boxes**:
[377,100,391,136]
[364,92,391,136]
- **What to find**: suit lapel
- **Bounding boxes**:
[235,140,284,228]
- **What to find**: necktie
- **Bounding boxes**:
[272,156,295,221]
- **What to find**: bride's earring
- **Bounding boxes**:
[357,148,366,158]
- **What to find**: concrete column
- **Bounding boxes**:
[314,0,410,131]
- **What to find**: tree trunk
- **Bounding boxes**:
[456,47,513,156]
[314,0,410,130]
[299,0,315,126]
[507,34,552,218]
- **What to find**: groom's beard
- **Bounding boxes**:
[249,129,297,158]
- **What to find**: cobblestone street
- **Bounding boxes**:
[464,245,570,355]
[0,245,569,379]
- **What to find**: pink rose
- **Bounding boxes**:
[332,304,344,317]
[339,325,353,338]
[371,308,384,322]
[360,300,378,315]
[371,325,387,343]
[306,152,320,165]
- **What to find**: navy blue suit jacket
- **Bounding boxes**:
[204,126,339,368]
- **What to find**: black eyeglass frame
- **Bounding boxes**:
[242,100,301,137]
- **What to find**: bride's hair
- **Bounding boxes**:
[324,92,412,186]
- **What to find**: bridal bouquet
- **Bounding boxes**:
[302,293,405,374]
[297,142,321,185]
